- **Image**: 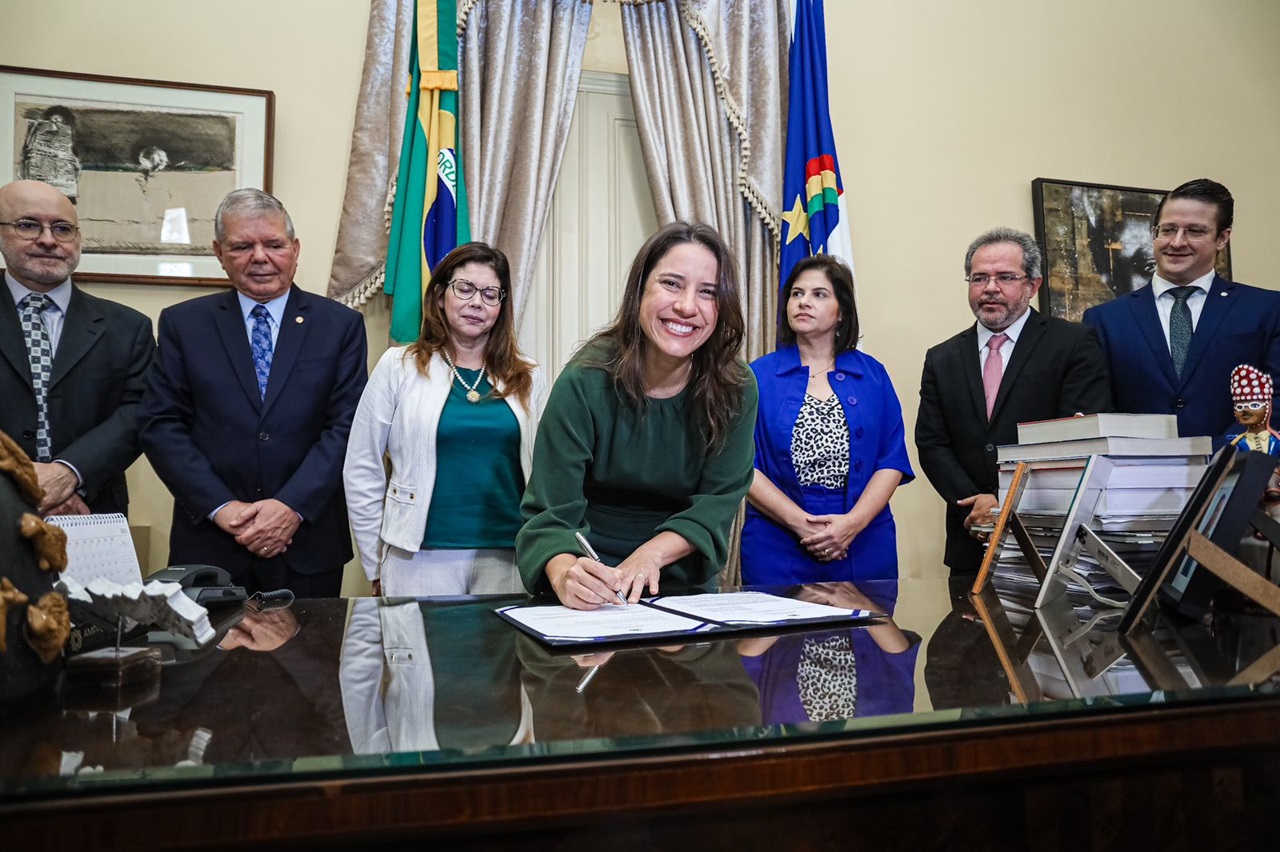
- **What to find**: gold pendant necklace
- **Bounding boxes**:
[441,348,485,403]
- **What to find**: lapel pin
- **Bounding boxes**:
[295,316,304,323]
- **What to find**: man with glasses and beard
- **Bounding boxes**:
[915,227,1110,575]
[0,179,153,516]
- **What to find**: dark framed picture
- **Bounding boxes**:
[0,65,274,287]
[1032,178,1232,322]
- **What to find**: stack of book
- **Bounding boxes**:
[988,413,1212,608]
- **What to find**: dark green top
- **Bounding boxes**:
[423,369,525,549]
[516,341,758,594]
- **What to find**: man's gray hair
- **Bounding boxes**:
[964,226,1042,279]
[214,188,295,242]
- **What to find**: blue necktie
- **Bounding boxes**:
[19,293,54,461]
[250,304,273,399]
[1168,286,1195,379]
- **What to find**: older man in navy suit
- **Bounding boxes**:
[1083,179,1280,440]
[140,189,367,597]
[0,179,154,516]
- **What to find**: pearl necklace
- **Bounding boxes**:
[441,348,486,403]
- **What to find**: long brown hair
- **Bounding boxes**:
[585,222,747,453]
[406,242,533,407]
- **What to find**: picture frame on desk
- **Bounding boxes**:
[1031,178,1232,322]
[1119,448,1275,634]
[0,65,274,288]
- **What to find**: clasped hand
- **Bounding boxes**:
[214,498,300,558]
[797,512,860,562]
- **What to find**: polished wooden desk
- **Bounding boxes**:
[4,578,1280,851]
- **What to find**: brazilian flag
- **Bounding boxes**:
[385,0,471,343]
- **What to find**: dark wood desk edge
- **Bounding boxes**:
[11,697,1280,849]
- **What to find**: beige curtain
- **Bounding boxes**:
[618,0,787,361]
[619,0,788,585]
[327,0,416,305]
[460,0,593,319]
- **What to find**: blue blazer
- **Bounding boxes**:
[1082,276,1280,439]
[139,286,368,578]
[743,346,914,583]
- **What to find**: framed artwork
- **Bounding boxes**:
[0,65,274,287]
[1031,178,1232,322]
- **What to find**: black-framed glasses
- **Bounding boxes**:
[0,219,79,243]
[966,272,1029,287]
[449,279,505,306]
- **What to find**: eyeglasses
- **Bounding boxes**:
[966,273,1029,287]
[1235,401,1267,412]
[0,219,79,243]
[1153,224,1214,241]
[449,279,505,306]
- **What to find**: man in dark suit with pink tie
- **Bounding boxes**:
[140,189,367,597]
[1083,179,1280,440]
[916,227,1111,575]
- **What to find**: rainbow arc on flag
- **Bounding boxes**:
[779,0,853,292]
[385,0,471,343]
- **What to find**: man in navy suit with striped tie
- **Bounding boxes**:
[1083,179,1280,440]
[140,189,368,596]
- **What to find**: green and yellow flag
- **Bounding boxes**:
[385,0,471,343]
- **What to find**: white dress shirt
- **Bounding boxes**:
[976,306,1034,374]
[1151,269,1215,346]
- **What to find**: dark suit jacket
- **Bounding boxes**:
[915,309,1112,573]
[0,276,154,514]
[1082,276,1280,439]
[139,286,367,578]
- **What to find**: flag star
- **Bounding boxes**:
[782,195,811,245]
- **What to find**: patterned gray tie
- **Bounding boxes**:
[1168,286,1196,379]
[19,293,55,461]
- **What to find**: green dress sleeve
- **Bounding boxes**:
[516,360,597,594]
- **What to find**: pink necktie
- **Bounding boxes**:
[983,333,1008,420]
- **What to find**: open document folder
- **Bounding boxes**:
[496,591,886,648]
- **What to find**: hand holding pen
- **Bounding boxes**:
[575,531,629,606]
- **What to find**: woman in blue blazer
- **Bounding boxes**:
[740,255,913,585]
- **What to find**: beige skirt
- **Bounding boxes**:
[379,546,523,597]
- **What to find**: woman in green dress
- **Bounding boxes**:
[517,222,758,610]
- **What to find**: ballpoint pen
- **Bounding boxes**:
[574,664,601,693]
[574,531,629,605]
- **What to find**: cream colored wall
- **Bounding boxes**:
[5,1,1279,593]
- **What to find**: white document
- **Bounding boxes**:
[649,591,879,624]
[497,601,708,642]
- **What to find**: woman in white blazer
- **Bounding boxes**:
[344,243,547,596]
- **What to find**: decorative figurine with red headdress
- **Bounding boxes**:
[1226,364,1280,516]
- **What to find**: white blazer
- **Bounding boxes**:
[343,347,547,580]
